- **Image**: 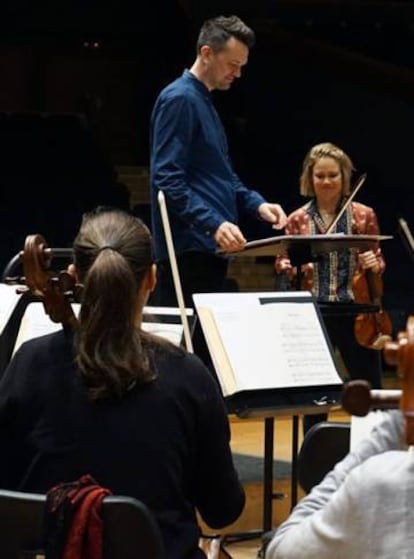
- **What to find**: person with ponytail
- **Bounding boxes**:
[0,207,245,559]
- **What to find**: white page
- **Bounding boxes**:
[143,305,194,318]
[212,303,340,390]
[193,291,342,392]
[13,303,80,353]
[0,284,24,335]
[141,322,184,346]
[13,302,184,354]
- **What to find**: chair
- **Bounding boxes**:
[297,421,351,494]
[259,421,351,556]
[0,488,164,559]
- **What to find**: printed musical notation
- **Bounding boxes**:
[193,292,342,397]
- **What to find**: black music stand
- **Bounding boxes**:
[225,233,392,312]
[217,234,392,532]
[222,233,393,260]
[193,291,343,535]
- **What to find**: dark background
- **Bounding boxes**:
[1,0,414,316]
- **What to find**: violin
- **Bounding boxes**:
[352,269,392,350]
[4,233,80,329]
[325,173,392,351]
[342,315,414,444]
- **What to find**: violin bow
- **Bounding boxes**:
[398,217,414,263]
[326,173,367,234]
[157,190,194,353]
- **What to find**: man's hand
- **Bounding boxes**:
[214,221,246,252]
[258,203,287,230]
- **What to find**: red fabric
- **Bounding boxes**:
[45,474,112,559]
[62,485,109,559]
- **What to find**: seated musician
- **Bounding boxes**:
[0,207,245,559]
[274,142,386,431]
[266,409,409,559]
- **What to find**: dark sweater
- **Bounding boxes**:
[0,329,245,559]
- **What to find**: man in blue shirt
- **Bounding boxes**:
[150,15,287,363]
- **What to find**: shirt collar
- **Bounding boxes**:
[182,68,211,99]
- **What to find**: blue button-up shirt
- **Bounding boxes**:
[150,69,266,261]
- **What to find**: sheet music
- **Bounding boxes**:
[143,305,194,318]
[13,303,187,354]
[13,303,80,353]
[141,322,184,346]
[0,284,23,335]
[193,292,342,396]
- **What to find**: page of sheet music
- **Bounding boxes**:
[0,284,23,335]
[12,302,185,354]
[141,322,184,346]
[213,303,340,390]
[13,303,79,354]
[193,292,342,392]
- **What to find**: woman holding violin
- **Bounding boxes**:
[275,142,387,430]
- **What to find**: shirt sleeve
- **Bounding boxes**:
[232,171,267,217]
[365,207,385,273]
[266,410,405,559]
[151,94,227,234]
[353,204,385,273]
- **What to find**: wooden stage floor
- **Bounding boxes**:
[198,408,350,559]
[206,371,401,559]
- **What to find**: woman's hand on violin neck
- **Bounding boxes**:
[275,257,292,273]
[358,250,380,273]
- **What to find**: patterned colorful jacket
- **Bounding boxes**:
[274,200,385,302]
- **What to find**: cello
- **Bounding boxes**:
[4,233,80,330]
[341,314,414,444]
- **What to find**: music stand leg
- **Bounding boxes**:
[223,416,285,546]
[290,415,299,509]
[263,417,274,532]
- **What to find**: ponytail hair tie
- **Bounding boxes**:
[97,245,116,254]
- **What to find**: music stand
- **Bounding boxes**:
[216,233,393,530]
[219,233,393,260]
[221,233,392,294]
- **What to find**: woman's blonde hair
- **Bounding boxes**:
[299,142,355,197]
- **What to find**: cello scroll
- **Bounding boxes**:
[342,315,414,445]
[4,233,80,329]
